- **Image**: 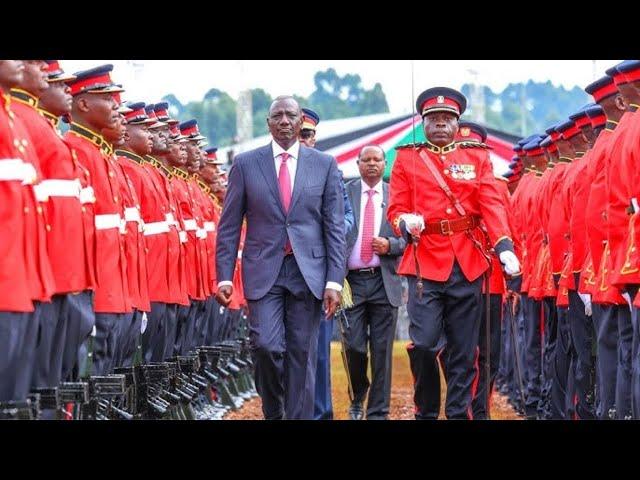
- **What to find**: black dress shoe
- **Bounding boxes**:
[348,403,364,420]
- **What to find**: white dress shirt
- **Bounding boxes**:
[272,139,299,187]
[218,140,342,292]
[348,180,383,270]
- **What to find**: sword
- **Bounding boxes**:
[336,308,355,404]
[507,295,527,411]
[412,234,423,300]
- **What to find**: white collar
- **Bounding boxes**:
[272,140,300,160]
[360,179,383,195]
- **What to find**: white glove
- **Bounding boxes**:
[499,251,521,276]
[400,214,425,235]
[621,292,633,313]
[140,312,148,334]
[578,292,593,317]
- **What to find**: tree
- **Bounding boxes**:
[251,88,273,137]
[162,68,391,147]
[308,68,389,120]
[461,80,590,136]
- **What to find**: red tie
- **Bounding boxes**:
[278,152,293,254]
[360,189,376,263]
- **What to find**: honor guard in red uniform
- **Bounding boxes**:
[172,118,209,355]
[115,102,178,363]
[455,120,511,419]
[604,60,640,418]
[555,106,600,419]
[162,118,205,354]
[10,60,96,396]
[104,106,150,369]
[192,149,220,348]
[498,155,526,411]
[39,61,98,384]
[515,135,547,418]
[8,61,57,400]
[63,64,132,376]
[582,73,630,419]
[0,60,43,402]
[387,87,519,419]
[142,106,189,361]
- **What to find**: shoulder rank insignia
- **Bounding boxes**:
[395,142,427,150]
[457,141,491,149]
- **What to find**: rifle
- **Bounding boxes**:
[82,375,130,420]
[31,387,60,414]
[0,399,36,420]
[58,382,90,420]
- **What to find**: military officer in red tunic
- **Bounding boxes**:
[387,87,520,419]
[63,65,133,375]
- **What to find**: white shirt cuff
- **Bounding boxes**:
[325,281,343,292]
[217,281,233,288]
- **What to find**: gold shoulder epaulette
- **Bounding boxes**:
[457,141,491,149]
[395,142,427,151]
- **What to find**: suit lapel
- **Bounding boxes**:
[381,182,389,236]
[289,145,311,212]
[257,144,285,215]
[351,180,362,228]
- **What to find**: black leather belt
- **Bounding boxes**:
[351,267,381,274]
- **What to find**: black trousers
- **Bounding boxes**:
[593,304,618,419]
[567,288,596,419]
[522,295,543,417]
[63,291,95,381]
[625,284,640,419]
[406,261,483,420]
[92,312,133,375]
[32,294,69,389]
[549,305,571,419]
[344,269,397,419]
[0,309,39,401]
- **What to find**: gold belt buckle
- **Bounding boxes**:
[440,219,452,235]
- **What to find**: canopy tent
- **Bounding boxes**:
[315,114,521,180]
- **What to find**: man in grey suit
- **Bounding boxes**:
[215,96,345,420]
[344,145,406,420]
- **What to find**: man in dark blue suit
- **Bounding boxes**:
[215,96,346,420]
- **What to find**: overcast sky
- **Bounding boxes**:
[60,60,621,114]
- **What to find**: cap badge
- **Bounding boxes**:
[437,96,445,104]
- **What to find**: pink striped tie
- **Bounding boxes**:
[278,152,293,254]
[360,189,376,263]
[278,152,292,213]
